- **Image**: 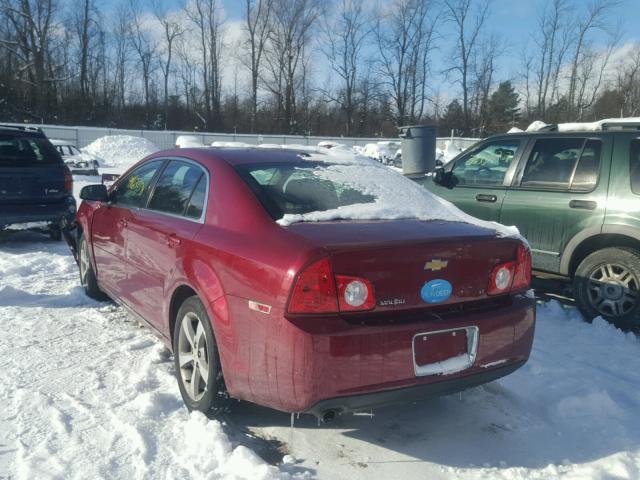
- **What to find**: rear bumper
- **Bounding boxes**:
[306,359,526,417]
[0,197,76,228]
[224,292,536,414]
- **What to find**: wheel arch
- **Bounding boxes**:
[168,285,199,347]
[563,229,640,277]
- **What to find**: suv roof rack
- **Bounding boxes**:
[601,121,640,131]
[0,124,44,134]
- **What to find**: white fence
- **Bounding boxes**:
[7,122,481,151]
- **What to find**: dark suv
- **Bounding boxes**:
[417,121,640,328]
[0,125,76,239]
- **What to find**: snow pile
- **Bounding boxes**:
[211,141,252,148]
[436,140,464,164]
[526,117,640,132]
[276,148,521,239]
[507,126,524,133]
[175,135,205,148]
[0,235,297,480]
[83,135,159,171]
[360,141,401,163]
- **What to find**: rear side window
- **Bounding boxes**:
[147,160,204,217]
[631,140,640,195]
[186,176,207,219]
[113,160,163,208]
[452,140,520,186]
[0,134,61,166]
[520,138,601,191]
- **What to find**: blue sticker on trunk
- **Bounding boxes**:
[421,279,452,304]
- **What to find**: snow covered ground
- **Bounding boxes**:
[1,231,639,480]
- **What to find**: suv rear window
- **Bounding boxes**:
[631,140,640,195]
[235,162,375,221]
[520,138,601,191]
[0,134,61,166]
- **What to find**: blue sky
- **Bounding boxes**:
[216,0,640,93]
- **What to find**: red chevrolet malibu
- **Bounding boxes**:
[68,147,535,419]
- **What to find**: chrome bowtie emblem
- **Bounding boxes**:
[424,259,448,271]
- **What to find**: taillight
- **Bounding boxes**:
[512,243,532,291]
[336,275,375,311]
[487,243,531,295]
[287,258,376,314]
[63,165,73,194]
[287,258,338,314]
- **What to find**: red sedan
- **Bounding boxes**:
[68,147,535,420]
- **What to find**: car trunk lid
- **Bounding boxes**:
[286,219,521,311]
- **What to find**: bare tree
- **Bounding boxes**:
[243,0,273,132]
[617,44,640,117]
[320,0,370,135]
[375,0,438,126]
[566,0,620,117]
[188,0,225,129]
[263,0,323,133]
[129,0,157,124]
[111,4,130,113]
[0,0,64,119]
[531,0,571,117]
[443,0,490,134]
[155,5,184,129]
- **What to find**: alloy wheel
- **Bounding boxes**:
[587,263,639,317]
[177,312,210,402]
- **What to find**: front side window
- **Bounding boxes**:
[520,138,601,191]
[112,160,163,208]
[452,140,520,186]
[147,160,204,216]
[631,140,640,195]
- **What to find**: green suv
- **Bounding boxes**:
[416,122,640,328]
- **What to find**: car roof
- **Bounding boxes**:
[165,147,319,167]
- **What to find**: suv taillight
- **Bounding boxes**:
[287,258,376,314]
[63,165,73,194]
[487,243,531,295]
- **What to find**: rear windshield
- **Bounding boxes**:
[0,134,61,166]
[235,162,376,220]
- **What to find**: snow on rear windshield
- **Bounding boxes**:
[235,149,521,238]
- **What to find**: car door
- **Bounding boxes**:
[499,136,610,273]
[91,159,164,298]
[427,138,524,221]
[125,159,208,332]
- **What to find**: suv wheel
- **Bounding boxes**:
[173,296,229,415]
[574,247,640,329]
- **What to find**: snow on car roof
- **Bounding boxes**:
[525,117,640,132]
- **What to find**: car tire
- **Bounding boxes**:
[49,225,62,241]
[78,233,107,300]
[573,247,640,329]
[173,296,229,416]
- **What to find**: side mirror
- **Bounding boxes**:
[433,169,457,189]
[80,184,108,202]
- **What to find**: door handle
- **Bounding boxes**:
[167,234,181,248]
[476,194,497,203]
[569,200,597,210]
[118,219,128,228]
